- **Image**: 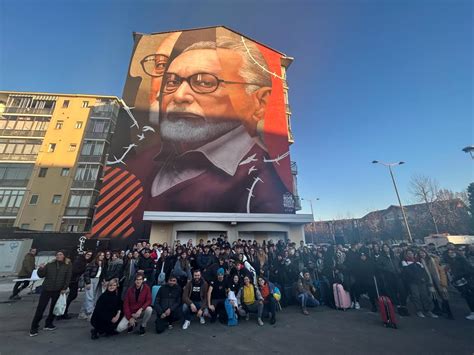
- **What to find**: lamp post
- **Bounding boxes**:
[301,197,319,244]
[372,160,413,243]
[462,146,474,159]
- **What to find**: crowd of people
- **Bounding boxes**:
[9,236,474,339]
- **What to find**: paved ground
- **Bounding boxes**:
[0,277,473,355]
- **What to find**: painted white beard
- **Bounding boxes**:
[160,117,240,145]
[149,101,160,125]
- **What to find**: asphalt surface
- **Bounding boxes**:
[0,278,473,355]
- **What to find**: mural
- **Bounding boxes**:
[91,27,295,239]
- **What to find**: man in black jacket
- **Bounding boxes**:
[154,274,182,333]
[30,251,72,337]
[137,249,155,288]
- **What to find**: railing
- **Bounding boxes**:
[283,79,288,88]
[288,129,294,143]
[290,161,298,175]
[71,180,98,189]
[0,179,29,187]
[285,104,291,113]
[89,110,116,118]
[293,195,302,211]
[83,131,109,140]
[4,107,53,115]
[64,207,94,217]
[0,153,37,162]
[0,129,46,137]
[77,155,103,163]
[0,208,20,216]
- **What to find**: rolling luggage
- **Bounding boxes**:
[333,283,351,310]
[374,276,397,329]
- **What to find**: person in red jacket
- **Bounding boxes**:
[116,273,153,336]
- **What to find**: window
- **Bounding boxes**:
[48,143,56,152]
[81,140,104,156]
[62,100,69,108]
[55,120,63,129]
[75,121,83,129]
[43,223,53,232]
[0,164,33,182]
[0,189,25,215]
[68,143,77,152]
[60,168,70,176]
[74,164,100,181]
[52,195,61,204]
[38,167,48,177]
[29,194,39,205]
[20,224,30,230]
[82,101,89,108]
[67,225,79,232]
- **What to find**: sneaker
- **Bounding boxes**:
[61,314,72,320]
[78,313,88,320]
[168,324,173,330]
[245,314,250,321]
[465,312,474,321]
[257,318,264,326]
[426,311,438,319]
[138,326,146,336]
[29,329,38,337]
[127,326,134,333]
[351,302,355,309]
[10,295,21,301]
[416,311,425,318]
[270,316,276,325]
[90,329,99,340]
[355,302,361,310]
[303,309,309,316]
[199,316,206,325]
[182,320,191,330]
[44,325,57,331]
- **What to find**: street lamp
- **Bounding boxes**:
[372,160,413,243]
[301,197,319,244]
[462,146,474,159]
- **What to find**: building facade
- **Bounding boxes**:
[0,91,121,233]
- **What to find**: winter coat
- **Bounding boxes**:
[401,260,429,285]
[376,253,401,275]
[173,259,192,280]
[352,258,376,284]
[37,260,72,292]
[197,252,215,271]
[446,255,474,283]
[18,253,35,278]
[154,283,182,315]
[91,290,122,334]
[137,256,154,277]
[182,279,208,308]
[70,255,88,283]
[83,261,106,285]
[123,284,152,320]
[236,284,263,306]
[105,259,123,281]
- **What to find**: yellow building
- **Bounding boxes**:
[0,91,121,232]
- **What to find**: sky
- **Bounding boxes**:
[0,0,472,220]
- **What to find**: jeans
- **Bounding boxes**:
[240,301,264,319]
[183,301,205,321]
[30,290,61,330]
[64,281,79,315]
[456,284,474,312]
[262,297,277,320]
[11,281,30,297]
[297,292,319,310]
[155,309,182,333]
[209,299,226,322]
[116,306,153,332]
[80,278,100,315]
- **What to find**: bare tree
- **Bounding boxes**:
[409,175,439,234]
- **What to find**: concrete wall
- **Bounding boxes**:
[149,221,305,245]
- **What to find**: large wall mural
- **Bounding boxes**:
[91,26,295,239]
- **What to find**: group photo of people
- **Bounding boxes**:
[10,236,474,339]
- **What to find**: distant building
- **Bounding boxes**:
[0,91,121,233]
[306,199,471,243]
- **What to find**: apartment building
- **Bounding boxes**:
[0,91,121,232]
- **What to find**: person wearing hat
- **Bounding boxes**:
[29,250,72,337]
[207,268,227,323]
[154,273,183,333]
[137,249,155,288]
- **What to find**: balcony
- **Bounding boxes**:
[288,129,294,144]
[64,207,94,217]
[89,110,116,119]
[0,129,46,138]
[293,195,302,211]
[83,131,109,140]
[0,207,20,216]
[71,180,99,189]
[0,179,29,187]
[3,107,53,115]
[291,161,298,175]
[77,155,103,163]
[285,104,291,113]
[0,153,37,162]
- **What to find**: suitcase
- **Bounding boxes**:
[374,276,397,328]
[333,283,351,310]
[152,285,161,305]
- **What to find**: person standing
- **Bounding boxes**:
[10,248,37,300]
[78,252,105,320]
[29,251,72,337]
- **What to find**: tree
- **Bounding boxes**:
[467,182,474,232]
[409,175,439,234]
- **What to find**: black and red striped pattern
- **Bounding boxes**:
[90,166,143,239]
